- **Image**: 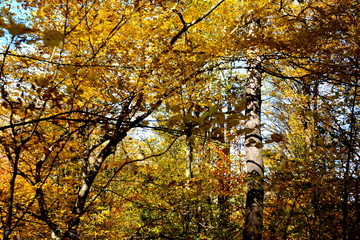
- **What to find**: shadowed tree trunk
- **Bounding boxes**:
[185,127,194,179]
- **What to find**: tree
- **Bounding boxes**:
[0,0,241,239]
[243,53,263,240]
[251,0,360,239]
[1,0,359,239]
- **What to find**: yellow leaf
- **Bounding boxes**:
[42,3,54,12]
[0,17,6,28]
[66,85,75,94]
[65,66,77,74]
[7,23,28,36]
[35,10,45,19]
[77,69,87,76]
[36,77,50,87]
[234,100,246,112]
[43,30,64,47]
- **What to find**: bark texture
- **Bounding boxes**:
[243,55,264,240]
[185,129,194,179]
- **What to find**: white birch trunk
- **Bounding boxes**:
[243,55,264,240]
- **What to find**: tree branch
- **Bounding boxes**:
[170,0,226,45]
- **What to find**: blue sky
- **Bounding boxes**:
[0,0,35,48]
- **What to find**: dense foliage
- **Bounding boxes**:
[0,0,358,239]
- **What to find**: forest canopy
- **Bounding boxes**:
[0,0,359,239]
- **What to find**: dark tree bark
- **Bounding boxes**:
[185,127,194,179]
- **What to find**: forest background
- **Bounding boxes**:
[0,0,358,239]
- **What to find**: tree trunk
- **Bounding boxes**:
[243,55,263,240]
[185,129,194,179]
[3,149,20,240]
[51,231,61,240]
[218,93,231,233]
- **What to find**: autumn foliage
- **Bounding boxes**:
[0,0,359,239]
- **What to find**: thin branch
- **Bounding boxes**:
[0,36,15,81]
[189,0,226,26]
[0,52,138,69]
[0,110,109,131]
[170,0,226,45]
[83,135,181,213]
